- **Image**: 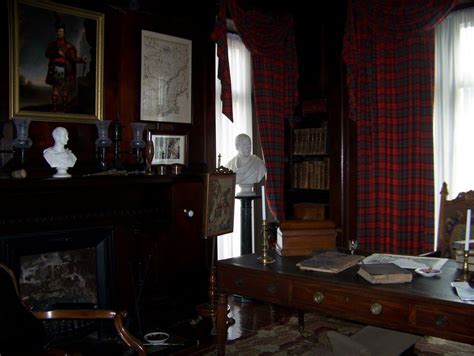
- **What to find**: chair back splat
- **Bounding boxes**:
[438,182,474,259]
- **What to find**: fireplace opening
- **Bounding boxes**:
[0,226,115,342]
[20,247,98,310]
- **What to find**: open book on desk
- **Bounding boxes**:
[362,253,448,271]
[297,250,365,273]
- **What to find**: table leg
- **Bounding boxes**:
[297,309,305,333]
[216,292,228,355]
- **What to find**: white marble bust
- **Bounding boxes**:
[225,133,266,196]
[43,127,77,178]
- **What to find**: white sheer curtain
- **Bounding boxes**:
[434,8,474,249]
[215,33,252,260]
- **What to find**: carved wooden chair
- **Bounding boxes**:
[437,182,474,259]
[0,263,146,355]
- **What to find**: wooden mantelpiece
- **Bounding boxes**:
[0,174,210,331]
[0,175,173,231]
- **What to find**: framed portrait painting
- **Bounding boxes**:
[203,172,236,238]
[9,0,104,122]
[140,30,192,123]
[150,131,188,165]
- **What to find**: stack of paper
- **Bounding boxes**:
[451,282,474,302]
[362,253,448,270]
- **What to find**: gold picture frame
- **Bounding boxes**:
[203,170,236,238]
[9,0,104,122]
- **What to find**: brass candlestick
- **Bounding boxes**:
[461,250,471,282]
[257,220,275,265]
[145,130,154,175]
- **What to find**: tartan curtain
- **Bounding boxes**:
[343,0,456,254]
[212,0,299,220]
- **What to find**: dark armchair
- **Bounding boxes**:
[0,263,146,355]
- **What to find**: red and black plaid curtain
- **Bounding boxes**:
[212,0,299,220]
[343,0,456,254]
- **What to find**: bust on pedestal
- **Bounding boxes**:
[225,133,266,196]
[43,127,77,178]
[225,133,266,256]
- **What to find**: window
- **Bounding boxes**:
[215,33,252,260]
[434,7,474,249]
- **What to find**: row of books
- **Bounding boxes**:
[276,220,337,256]
[291,158,330,190]
[292,127,327,155]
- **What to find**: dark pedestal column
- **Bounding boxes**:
[236,195,260,255]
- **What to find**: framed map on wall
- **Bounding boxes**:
[140,30,192,124]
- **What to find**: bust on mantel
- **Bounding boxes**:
[43,127,77,178]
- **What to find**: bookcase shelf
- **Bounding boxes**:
[285,102,331,220]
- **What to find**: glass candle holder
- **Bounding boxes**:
[130,122,147,164]
[12,117,33,149]
[12,117,33,165]
[95,120,112,170]
[95,120,112,148]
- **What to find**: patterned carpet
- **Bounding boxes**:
[195,312,365,356]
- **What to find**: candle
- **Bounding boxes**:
[465,209,471,251]
[261,185,266,221]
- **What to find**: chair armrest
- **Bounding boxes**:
[33,309,146,356]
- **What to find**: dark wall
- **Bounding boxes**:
[1,0,217,174]
[292,0,354,239]
[2,0,355,239]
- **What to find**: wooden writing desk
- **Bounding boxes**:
[216,253,474,355]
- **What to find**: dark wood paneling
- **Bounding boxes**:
[0,175,208,330]
[1,0,216,175]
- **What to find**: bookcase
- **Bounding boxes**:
[285,98,330,219]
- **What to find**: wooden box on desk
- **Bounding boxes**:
[276,219,337,256]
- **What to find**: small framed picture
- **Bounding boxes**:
[203,171,236,237]
[150,131,188,165]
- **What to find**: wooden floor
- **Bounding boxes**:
[226,294,286,341]
[167,294,291,355]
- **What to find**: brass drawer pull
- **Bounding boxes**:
[370,303,382,315]
[266,284,277,294]
[313,291,324,304]
[235,278,244,287]
[435,314,448,327]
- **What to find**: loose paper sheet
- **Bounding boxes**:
[362,253,448,270]
[451,282,474,302]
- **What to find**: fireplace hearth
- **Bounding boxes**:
[0,226,114,311]
[0,175,209,335]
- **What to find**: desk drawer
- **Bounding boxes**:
[292,282,408,328]
[220,272,290,304]
[414,305,472,336]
